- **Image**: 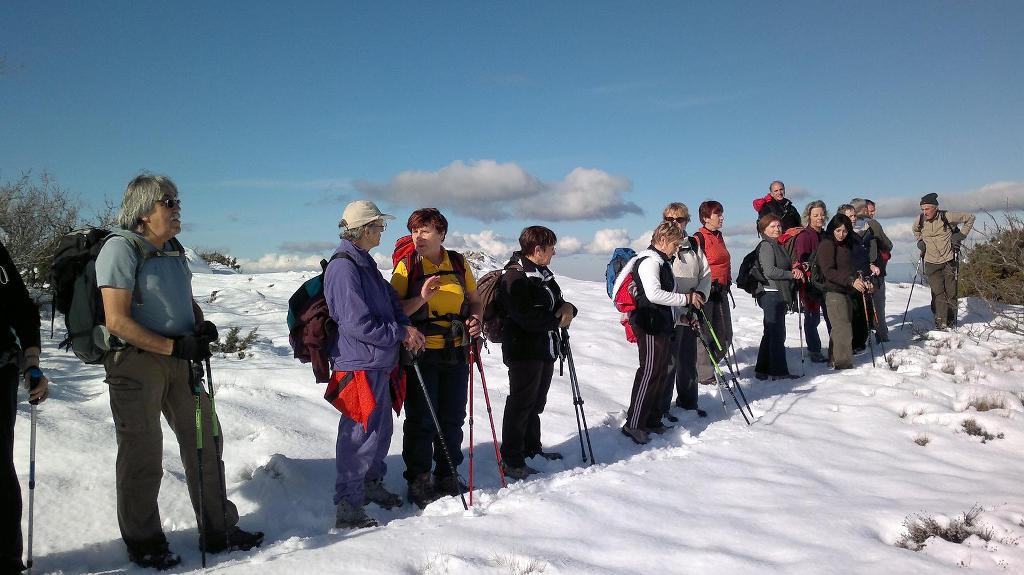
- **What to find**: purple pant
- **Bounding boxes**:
[333,369,393,506]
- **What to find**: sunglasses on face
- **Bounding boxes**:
[157,197,182,209]
[369,222,387,231]
[664,217,689,224]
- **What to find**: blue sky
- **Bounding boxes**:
[2,1,1022,279]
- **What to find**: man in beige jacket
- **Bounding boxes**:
[912,193,975,329]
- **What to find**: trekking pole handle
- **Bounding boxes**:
[26,367,44,405]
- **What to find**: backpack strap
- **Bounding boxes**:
[693,230,706,253]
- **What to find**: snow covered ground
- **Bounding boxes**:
[16,267,1024,574]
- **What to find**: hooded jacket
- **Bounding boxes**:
[498,252,576,362]
[325,238,411,372]
[669,239,712,325]
[758,198,802,231]
[630,247,692,335]
[817,237,857,295]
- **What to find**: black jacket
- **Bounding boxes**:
[498,252,576,362]
[758,198,802,231]
[1,240,41,357]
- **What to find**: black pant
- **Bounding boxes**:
[1,364,24,571]
[500,359,554,468]
[402,351,469,480]
[851,291,871,349]
[627,330,673,429]
[755,291,790,376]
[657,325,699,413]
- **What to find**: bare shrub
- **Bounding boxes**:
[958,213,1024,334]
[961,418,1005,443]
[197,249,241,271]
[896,505,993,551]
[0,171,79,284]
[966,396,1006,412]
[914,435,930,446]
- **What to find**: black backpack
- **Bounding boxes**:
[806,247,829,295]
[735,241,768,296]
[50,228,183,364]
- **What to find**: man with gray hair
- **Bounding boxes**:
[851,198,892,342]
[96,173,262,569]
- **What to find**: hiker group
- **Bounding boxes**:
[1,173,975,572]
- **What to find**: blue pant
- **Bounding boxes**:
[755,291,790,376]
[804,305,823,354]
[402,353,469,480]
[333,369,393,506]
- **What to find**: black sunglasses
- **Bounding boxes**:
[157,197,182,209]
[664,217,689,223]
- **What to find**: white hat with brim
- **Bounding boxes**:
[340,200,395,230]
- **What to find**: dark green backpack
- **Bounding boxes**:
[50,228,184,364]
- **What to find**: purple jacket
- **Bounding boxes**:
[325,239,410,372]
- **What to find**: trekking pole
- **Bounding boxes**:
[205,358,229,551]
[952,250,961,328]
[411,358,469,510]
[189,363,208,568]
[698,310,754,420]
[467,344,476,505]
[900,257,922,330]
[470,339,506,488]
[796,284,806,377]
[694,327,750,425]
[26,370,42,574]
[560,328,596,464]
[871,297,888,360]
[858,275,876,368]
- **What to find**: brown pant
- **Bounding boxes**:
[104,349,238,553]
[925,260,957,328]
[825,292,854,369]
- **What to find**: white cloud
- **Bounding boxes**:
[876,181,1024,218]
[584,228,632,254]
[371,252,392,269]
[629,231,653,252]
[557,236,583,255]
[354,160,642,222]
[237,253,325,273]
[278,240,337,254]
[445,229,515,259]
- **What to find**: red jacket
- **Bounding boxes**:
[693,227,731,286]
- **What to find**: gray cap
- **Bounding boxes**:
[339,200,395,229]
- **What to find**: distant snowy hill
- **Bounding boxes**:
[16,272,1024,574]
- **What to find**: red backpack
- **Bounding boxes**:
[611,256,647,344]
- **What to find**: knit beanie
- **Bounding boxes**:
[920,193,939,206]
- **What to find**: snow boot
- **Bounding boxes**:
[363,478,402,509]
[335,500,379,529]
[527,449,564,461]
[407,472,441,509]
[809,350,828,363]
[646,423,673,434]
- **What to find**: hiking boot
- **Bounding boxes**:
[363,478,402,509]
[620,425,650,445]
[646,423,673,434]
[528,449,564,461]
[809,351,828,363]
[698,377,717,386]
[689,408,709,418]
[663,412,680,423]
[853,346,867,355]
[501,462,539,480]
[754,372,769,381]
[433,474,469,497]
[128,546,182,571]
[201,526,265,553]
[335,500,379,529]
[407,472,441,509]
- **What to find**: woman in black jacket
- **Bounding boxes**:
[817,214,871,370]
[497,226,576,479]
[1,238,49,573]
[754,214,804,380]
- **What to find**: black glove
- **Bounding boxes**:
[916,240,926,258]
[196,320,219,342]
[171,334,212,362]
[951,232,965,252]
